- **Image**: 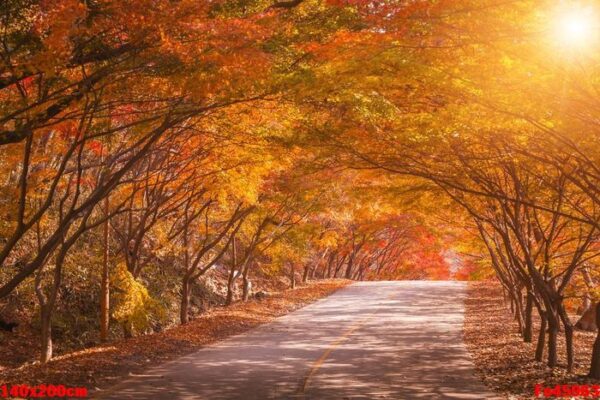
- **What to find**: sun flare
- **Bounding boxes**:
[553,5,598,49]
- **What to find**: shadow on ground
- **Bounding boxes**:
[96,281,499,400]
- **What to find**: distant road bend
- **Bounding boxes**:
[97,281,499,399]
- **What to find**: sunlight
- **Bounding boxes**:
[552,5,598,50]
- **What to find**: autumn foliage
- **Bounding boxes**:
[1,0,600,381]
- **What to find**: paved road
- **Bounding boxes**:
[97,281,499,400]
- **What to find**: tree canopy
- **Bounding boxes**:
[2,0,600,377]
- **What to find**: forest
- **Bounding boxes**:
[1,0,600,393]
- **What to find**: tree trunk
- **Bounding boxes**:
[514,290,524,336]
[310,249,328,281]
[122,321,133,338]
[582,295,593,315]
[100,197,110,341]
[225,236,237,306]
[35,256,63,363]
[334,255,345,278]
[242,278,251,301]
[535,311,547,362]
[242,261,251,302]
[509,295,515,315]
[344,255,354,279]
[524,291,533,343]
[180,275,191,324]
[290,263,296,289]
[589,303,600,378]
[302,265,310,283]
[40,305,53,363]
[547,313,559,368]
[181,214,191,324]
[557,302,575,372]
[225,268,236,306]
[581,267,595,314]
[310,264,317,279]
[565,323,574,372]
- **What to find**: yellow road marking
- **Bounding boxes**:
[297,292,397,394]
[297,317,371,394]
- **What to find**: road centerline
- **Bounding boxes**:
[297,292,397,394]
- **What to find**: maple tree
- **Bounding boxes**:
[1,0,600,382]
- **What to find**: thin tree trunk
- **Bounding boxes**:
[589,303,600,378]
[290,263,296,289]
[309,248,329,281]
[535,311,547,362]
[35,255,63,363]
[309,264,317,279]
[558,303,575,372]
[122,321,133,338]
[34,220,54,363]
[226,267,236,306]
[242,277,251,301]
[334,255,345,278]
[514,290,524,336]
[40,305,53,363]
[344,254,354,279]
[180,210,191,324]
[180,274,191,324]
[509,295,516,320]
[524,291,533,343]
[100,197,110,341]
[302,265,310,283]
[582,267,595,314]
[242,261,251,302]
[225,237,237,306]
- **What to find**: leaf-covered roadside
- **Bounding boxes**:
[464,281,598,400]
[0,279,349,395]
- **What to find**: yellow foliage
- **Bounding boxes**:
[111,263,166,334]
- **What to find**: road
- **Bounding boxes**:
[96,281,499,400]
